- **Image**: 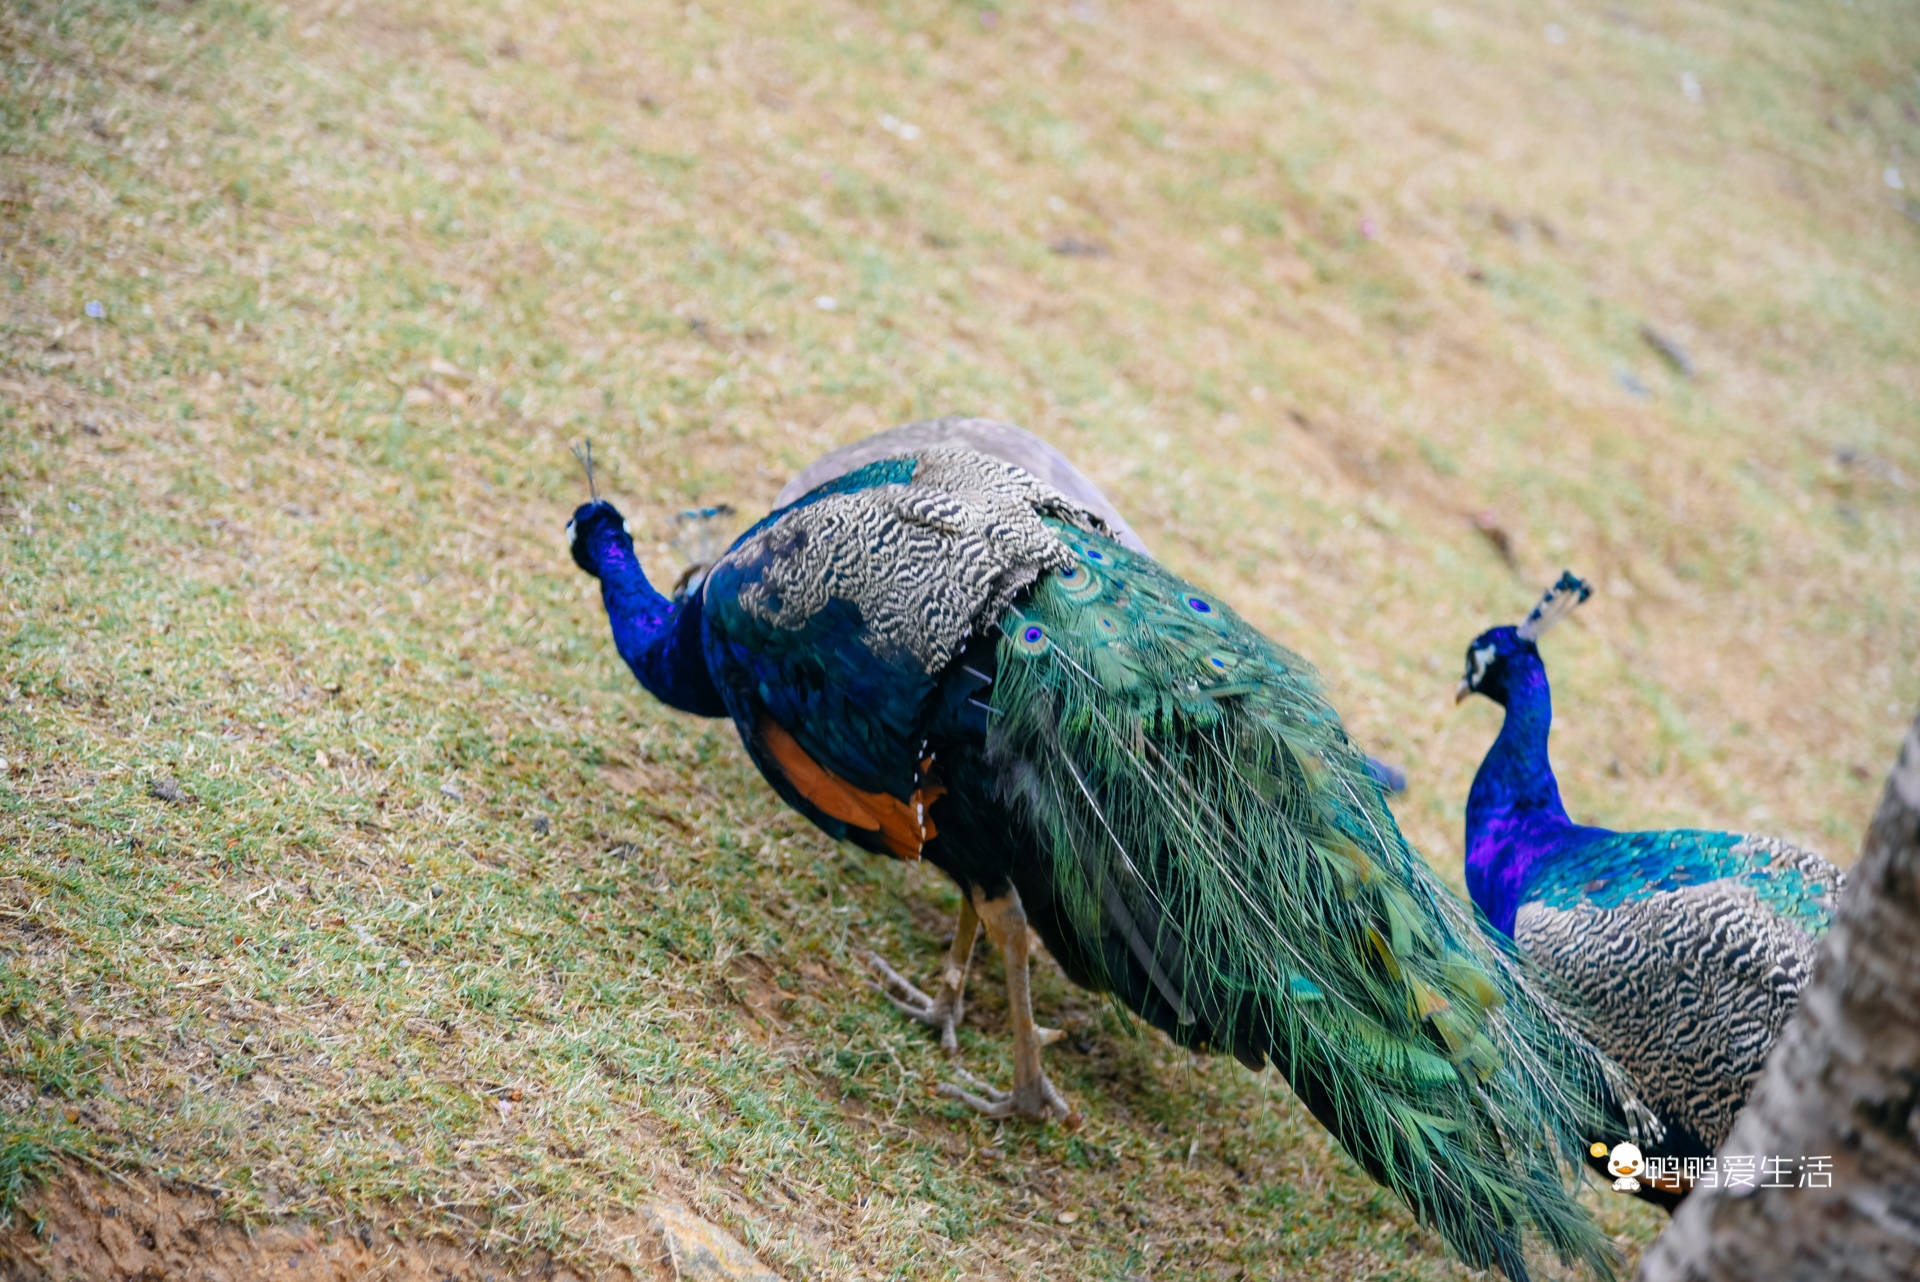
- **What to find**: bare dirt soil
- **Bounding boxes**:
[1,1166,640,1282]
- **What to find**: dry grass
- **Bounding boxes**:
[1,0,1916,1277]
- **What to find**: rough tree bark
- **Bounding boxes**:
[1636,709,1920,1282]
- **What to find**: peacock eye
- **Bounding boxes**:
[1186,596,1211,614]
[1085,547,1105,562]
[1056,561,1101,600]
[1012,620,1052,656]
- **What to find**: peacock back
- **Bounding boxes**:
[1516,829,1841,1153]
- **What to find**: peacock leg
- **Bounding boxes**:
[863,896,978,1053]
[937,889,1077,1124]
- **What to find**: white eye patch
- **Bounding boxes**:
[1470,644,1497,682]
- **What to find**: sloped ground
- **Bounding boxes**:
[1,1166,634,1281]
[1,0,1916,1278]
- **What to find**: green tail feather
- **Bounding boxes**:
[989,525,1624,1280]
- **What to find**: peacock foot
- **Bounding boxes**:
[862,949,966,1054]
[937,1066,1081,1127]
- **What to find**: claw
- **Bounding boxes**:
[863,949,935,1006]
[863,949,965,1053]
[937,1067,1080,1127]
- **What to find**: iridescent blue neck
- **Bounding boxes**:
[1465,654,1574,936]
[590,531,727,718]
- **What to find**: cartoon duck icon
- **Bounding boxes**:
[1607,1141,1644,1192]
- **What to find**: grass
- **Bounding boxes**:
[0,1116,88,1228]
[1,0,1916,1276]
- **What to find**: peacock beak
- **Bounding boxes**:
[1453,679,1473,705]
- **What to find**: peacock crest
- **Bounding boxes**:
[1516,570,1593,642]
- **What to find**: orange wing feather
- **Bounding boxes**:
[757,720,943,860]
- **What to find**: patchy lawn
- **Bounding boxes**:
[1,0,1915,1276]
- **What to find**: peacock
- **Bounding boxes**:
[1455,572,1845,1207]
[761,418,1408,1046]
[570,441,1629,1279]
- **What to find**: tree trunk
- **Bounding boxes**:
[1635,710,1920,1282]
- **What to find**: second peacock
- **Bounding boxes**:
[1456,572,1845,1207]
[571,442,1634,1280]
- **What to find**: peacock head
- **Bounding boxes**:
[564,439,635,579]
[1455,571,1592,707]
[567,498,633,579]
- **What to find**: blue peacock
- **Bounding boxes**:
[1456,572,1845,1206]
[571,440,1630,1279]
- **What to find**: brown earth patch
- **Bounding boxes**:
[0,1166,658,1282]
